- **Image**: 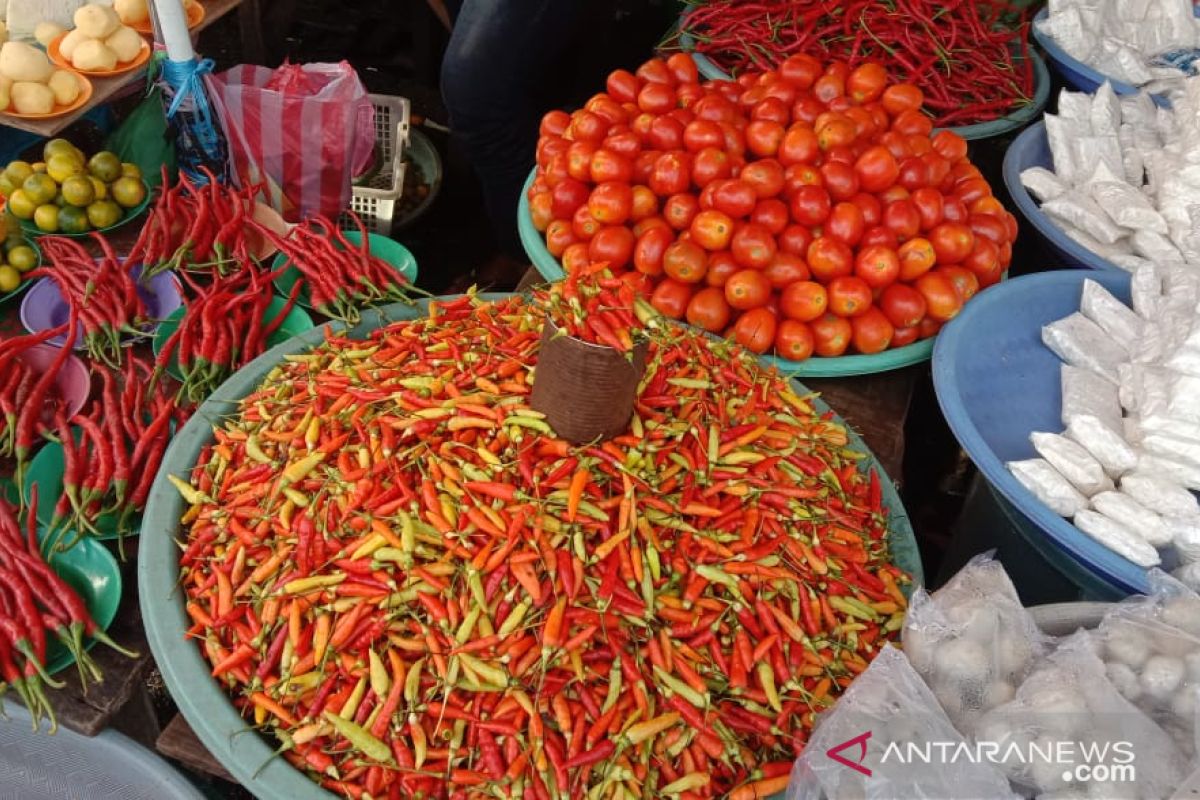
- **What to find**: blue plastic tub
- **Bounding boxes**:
[1002,121,1122,272]
[932,269,1149,597]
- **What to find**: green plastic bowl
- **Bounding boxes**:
[518,170,942,378]
[24,431,127,542]
[42,528,122,676]
[272,231,418,311]
[139,295,922,799]
[151,296,316,383]
[19,180,152,239]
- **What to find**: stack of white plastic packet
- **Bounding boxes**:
[1020,78,1200,274]
[1007,272,1200,579]
[1036,0,1200,88]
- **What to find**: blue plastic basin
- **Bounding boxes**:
[1002,121,1122,272]
[932,269,1149,596]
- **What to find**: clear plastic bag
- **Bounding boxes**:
[1091,180,1170,234]
[901,554,1052,737]
[1090,490,1174,548]
[1074,508,1163,567]
[785,645,1019,800]
[977,631,1187,799]
[1032,431,1114,496]
[1120,471,1200,519]
[1062,364,1124,430]
[1009,458,1091,517]
[1042,312,1128,383]
[1023,167,1070,203]
[1066,414,1140,477]
[1080,279,1144,345]
[1045,113,1081,184]
[1043,192,1126,246]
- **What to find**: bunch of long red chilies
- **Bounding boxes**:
[545,263,645,352]
[0,324,77,485]
[681,0,1035,126]
[176,292,908,799]
[32,235,148,367]
[0,492,137,732]
[46,354,189,550]
[252,214,414,324]
[128,167,265,278]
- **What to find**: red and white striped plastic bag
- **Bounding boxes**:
[207,61,375,222]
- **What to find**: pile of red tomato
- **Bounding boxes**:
[527,53,1018,360]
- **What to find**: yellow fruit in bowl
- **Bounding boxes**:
[120,162,142,179]
[0,265,19,293]
[0,176,13,199]
[33,204,58,233]
[31,162,46,173]
[86,199,121,229]
[60,175,94,207]
[57,205,89,234]
[87,151,121,183]
[6,189,34,220]
[22,173,57,206]
[46,153,83,184]
[88,176,107,201]
[111,176,145,209]
[4,161,32,186]
[6,245,35,273]
[43,139,75,162]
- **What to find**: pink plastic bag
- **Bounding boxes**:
[207,61,375,222]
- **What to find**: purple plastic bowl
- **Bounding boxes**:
[16,343,90,419]
[20,267,183,349]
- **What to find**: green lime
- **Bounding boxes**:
[57,205,90,234]
[21,173,57,206]
[87,152,121,183]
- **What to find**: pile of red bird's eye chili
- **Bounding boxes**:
[177,291,908,799]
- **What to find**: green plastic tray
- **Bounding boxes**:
[19,180,152,239]
[271,230,418,311]
[139,296,922,800]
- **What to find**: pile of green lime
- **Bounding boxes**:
[0,212,39,294]
[0,138,146,234]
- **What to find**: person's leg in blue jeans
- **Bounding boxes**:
[441,0,583,270]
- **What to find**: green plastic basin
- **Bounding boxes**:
[272,231,418,312]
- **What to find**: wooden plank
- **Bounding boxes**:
[0,0,243,138]
[157,714,236,783]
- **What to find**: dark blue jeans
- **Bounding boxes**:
[441,0,583,258]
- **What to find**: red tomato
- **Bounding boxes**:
[781,280,828,322]
[918,317,943,340]
[779,224,814,256]
[686,287,732,332]
[879,283,927,328]
[636,58,674,85]
[816,118,856,150]
[732,308,777,354]
[712,179,757,217]
[998,241,1013,272]
[706,251,740,287]
[633,226,673,276]
[826,202,866,246]
[630,185,658,221]
[851,193,882,226]
[633,215,669,236]
[861,226,900,249]
[942,196,969,223]
[931,129,968,163]
[891,109,933,137]
[905,134,933,157]
[646,116,685,151]
[898,237,937,281]
[877,131,912,160]
[545,219,576,257]
[664,193,700,231]
[537,134,568,167]
[720,123,746,158]
[739,159,786,199]
[666,52,699,85]
[637,83,675,114]
[911,187,945,231]
[790,186,833,227]
[971,196,1007,217]
[751,97,790,125]
[915,272,963,322]
[811,313,853,356]
[897,157,929,191]
[651,278,693,319]
[824,144,857,166]
[633,150,660,184]
[731,222,778,269]
[690,209,735,251]
[572,204,602,240]
[691,147,732,186]
[792,96,825,125]
[745,120,785,158]
[955,178,993,208]
[693,93,737,123]
[725,269,772,310]
[677,84,704,108]
[561,242,591,274]
[827,275,873,317]
[940,266,980,302]
[854,146,900,193]
[663,239,707,284]
[806,236,854,282]
[883,199,920,240]
[603,128,641,160]
[930,222,975,264]
[683,120,723,152]
[775,319,815,361]
[606,70,640,104]
[587,94,628,125]
[851,306,894,354]
[784,163,823,195]
[571,110,609,142]
[854,245,901,288]
[631,113,655,140]
[529,191,553,231]
[588,225,635,268]
[650,153,691,196]
[764,252,810,288]
[587,182,633,226]
[761,80,797,107]
[952,162,984,183]
[847,62,887,104]
[881,83,924,116]
[844,106,879,139]
[779,124,820,165]
[820,162,861,201]
[813,73,845,104]
[1003,212,1019,242]
[962,236,1002,284]
[751,198,790,235]
[780,53,822,89]
[540,110,571,137]
[892,325,919,347]
[567,137,597,176]
[922,152,952,188]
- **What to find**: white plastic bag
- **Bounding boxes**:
[1074,508,1162,566]
[1023,166,1069,203]
[1079,279,1144,344]
[1045,113,1081,184]
[1008,458,1090,517]
[1061,364,1123,430]
[1032,431,1114,496]
[1066,414,1140,476]
[1042,312,1128,383]
[1090,490,1174,547]
[1120,471,1200,519]
[1043,192,1126,246]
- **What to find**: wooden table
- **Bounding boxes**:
[0,0,258,138]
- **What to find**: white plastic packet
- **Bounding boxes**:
[1171,518,1200,565]
[976,631,1186,798]
[1063,226,1126,260]
[1073,135,1127,184]
[1042,312,1128,383]
[1120,471,1200,519]
[1090,81,1123,137]
[1141,453,1200,492]
[1066,414,1140,476]
[1080,279,1144,344]
[1032,431,1114,496]
[1043,191,1126,246]
[1045,113,1081,183]
[1107,252,1155,273]
[1061,364,1123,430]
[1174,561,1200,592]
[1008,458,1090,517]
[786,646,1019,800]
[1058,88,1096,127]
[1090,490,1174,547]
[1023,166,1069,203]
[1130,262,1164,321]
[1132,228,1186,263]
[1074,508,1163,566]
[1142,431,1200,472]
[1091,180,1171,234]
